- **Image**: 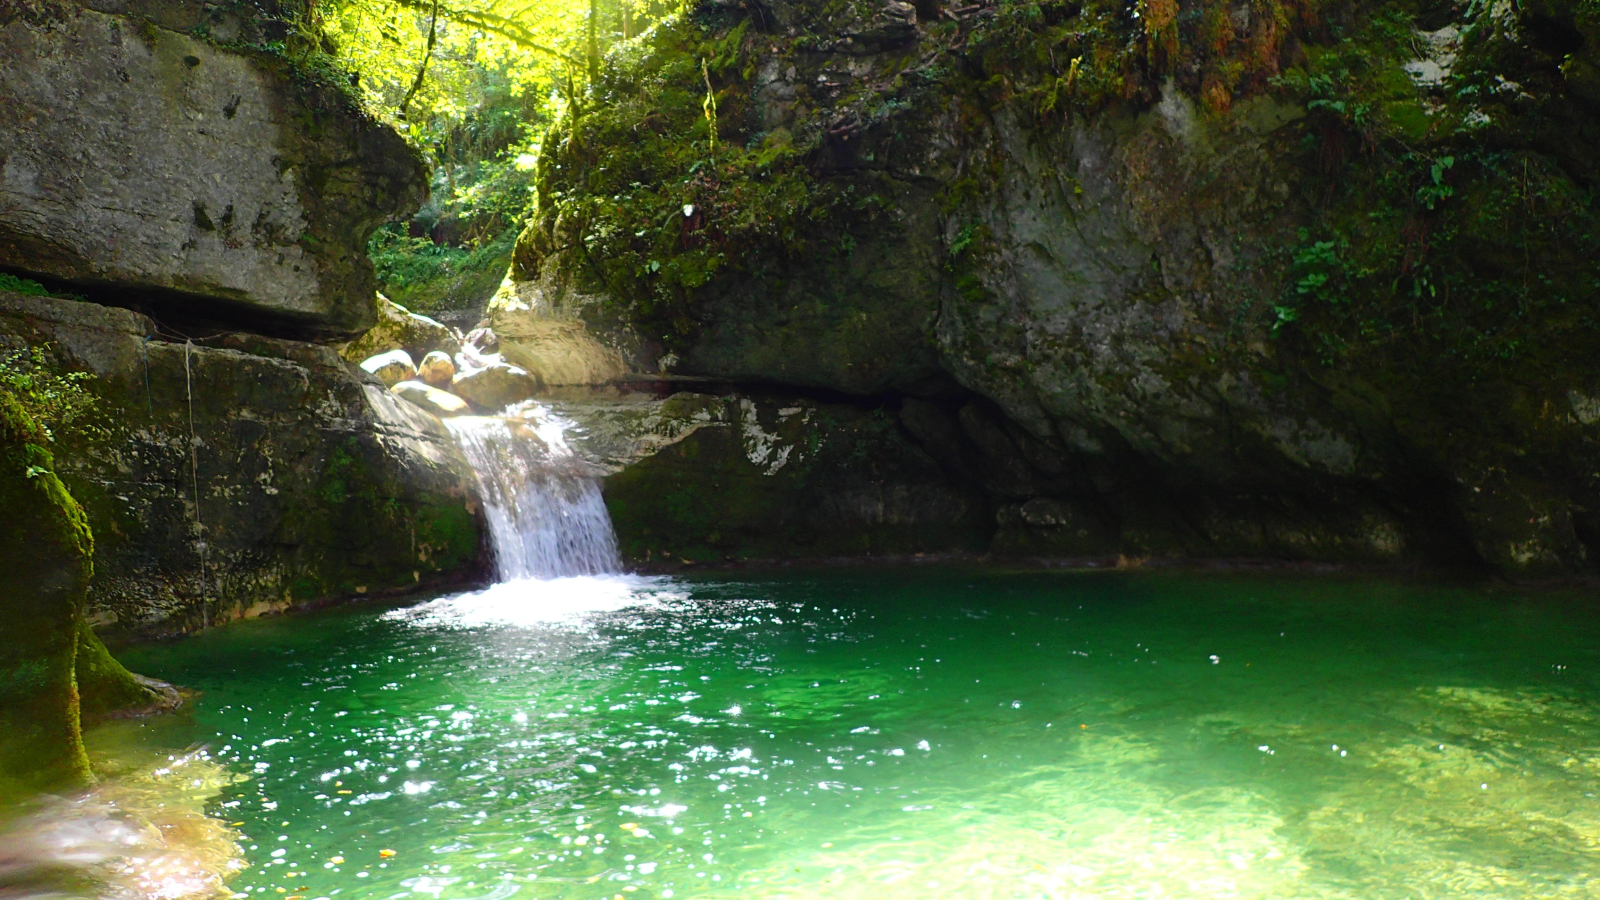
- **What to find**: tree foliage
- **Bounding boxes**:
[313,0,679,308]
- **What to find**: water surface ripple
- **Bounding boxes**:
[112,571,1600,900]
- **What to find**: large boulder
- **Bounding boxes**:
[0,0,427,337]
[451,361,540,412]
[485,284,628,386]
[0,290,484,635]
[339,295,462,364]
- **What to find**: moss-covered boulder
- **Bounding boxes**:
[0,391,94,791]
[1,387,185,791]
[338,295,462,366]
[74,620,179,723]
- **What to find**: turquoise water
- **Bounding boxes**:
[106,570,1600,900]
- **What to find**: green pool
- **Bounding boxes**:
[104,570,1600,899]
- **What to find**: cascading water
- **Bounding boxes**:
[446,404,621,581]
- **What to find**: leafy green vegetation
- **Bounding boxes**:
[528,6,898,337]
[307,0,680,312]
[368,224,517,314]
[0,273,51,297]
[1259,0,1600,373]
[0,272,82,301]
[0,346,107,444]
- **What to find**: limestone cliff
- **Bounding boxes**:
[0,0,427,337]
[519,0,1600,576]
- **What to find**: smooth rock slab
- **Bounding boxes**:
[451,362,540,412]
[0,0,426,336]
[393,379,469,417]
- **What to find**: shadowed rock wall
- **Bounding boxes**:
[522,0,1600,576]
[1,291,484,636]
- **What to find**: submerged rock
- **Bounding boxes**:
[362,349,418,388]
[393,379,470,417]
[418,351,456,388]
[0,0,427,337]
[451,362,540,412]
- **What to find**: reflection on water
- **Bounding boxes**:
[73,571,1600,899]
[0,739,244,900]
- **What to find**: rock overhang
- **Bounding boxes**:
[0,0,427,339]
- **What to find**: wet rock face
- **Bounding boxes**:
[600,395,990,563]
[0,291,484,635]
[0,0,427,337]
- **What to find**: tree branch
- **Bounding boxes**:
[385,0,580,65]
[398,0,439,116]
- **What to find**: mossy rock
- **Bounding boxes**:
[0,389,93,792]
[74,620,179,724]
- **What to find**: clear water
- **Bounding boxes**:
[105,570,1600,900]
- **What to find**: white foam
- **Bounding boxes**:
[388,575,681,629]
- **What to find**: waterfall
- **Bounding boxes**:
[446,406,621,581]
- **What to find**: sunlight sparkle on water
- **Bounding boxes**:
[99,571,1600,900]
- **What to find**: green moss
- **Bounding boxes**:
[415,499,481,572]
[0,390,93,792]
[74,620,171,724]
[297,436,481,594]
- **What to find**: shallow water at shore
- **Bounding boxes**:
[73,570,1600,899]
